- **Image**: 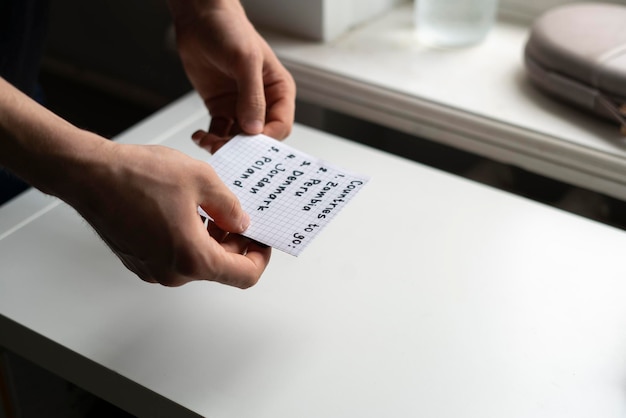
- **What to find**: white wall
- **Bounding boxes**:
[241,0,407,41]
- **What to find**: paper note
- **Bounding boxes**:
[200,134,369,256]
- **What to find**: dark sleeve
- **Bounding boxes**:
[0,0,50,99]
[0,0,49,202]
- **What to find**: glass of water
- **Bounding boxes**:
[415,0,499,48]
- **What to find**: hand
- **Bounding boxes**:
[63,136,271,288]
[0,47,271,289]
[169,0,296,152]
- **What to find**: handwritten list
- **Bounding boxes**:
[201,134,369,256]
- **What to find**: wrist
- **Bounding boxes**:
[39,129,115,206]
[0,77,115,203]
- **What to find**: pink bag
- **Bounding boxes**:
[524,2,626,134]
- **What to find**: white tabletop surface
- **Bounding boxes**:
[2,93,626,417]
[267,4,626,200]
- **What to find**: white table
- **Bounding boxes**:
[268,4,626,200]
[2,92,626,417]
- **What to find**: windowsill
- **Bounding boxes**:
[265,4,626,200]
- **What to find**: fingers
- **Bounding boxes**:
[134,208,268,288]
[264,95,295,140]
[208,116,234,138]
[264,62,296,140]
[206,219,228,242]
[170,214,270,288]
[213,237,272,288]
[192,129,229,153]
[234,53,266,135]
[196,164,250,234]
[192,81,294,151]
[176,215,270,288]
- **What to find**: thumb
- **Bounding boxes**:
[199,170,250,234]
[236,57,265,135]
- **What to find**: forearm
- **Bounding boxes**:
[0,77,112,202]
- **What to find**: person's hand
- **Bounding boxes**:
[169,0,296,152]
[60,135,271,288]
[0,54,271,289]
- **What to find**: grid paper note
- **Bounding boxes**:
[200,134,369,256]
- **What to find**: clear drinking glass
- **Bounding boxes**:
[415,0,499,48]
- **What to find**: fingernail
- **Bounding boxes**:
[242,120,263,135]
[241,212,251,232]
